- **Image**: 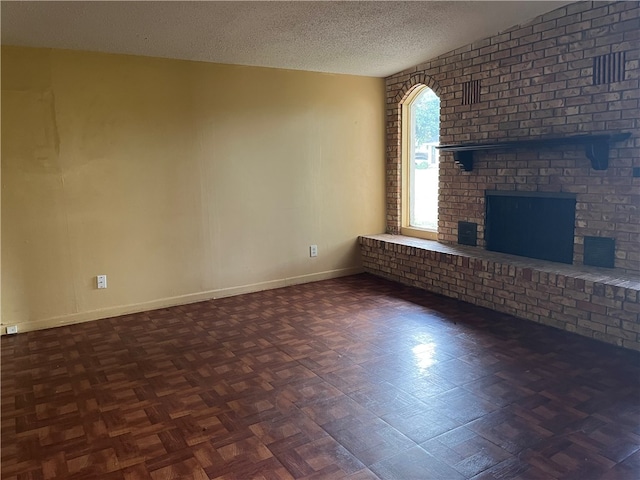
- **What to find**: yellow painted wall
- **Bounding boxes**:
[1,46,386,333]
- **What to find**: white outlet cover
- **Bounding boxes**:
[6,326,18,335]
[97,275,108,289]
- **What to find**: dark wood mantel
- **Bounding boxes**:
[436,133,632,171]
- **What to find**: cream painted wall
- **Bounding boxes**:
[1,46,386,333]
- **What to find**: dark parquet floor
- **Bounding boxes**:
[2,273,639,480]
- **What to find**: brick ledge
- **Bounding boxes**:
[360,233,640,350]
[360,234,639,290]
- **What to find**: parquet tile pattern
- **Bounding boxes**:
[2,274,639,479]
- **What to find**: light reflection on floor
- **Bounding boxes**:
[412,342,437,371]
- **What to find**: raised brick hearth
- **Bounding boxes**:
[360,234,640,351]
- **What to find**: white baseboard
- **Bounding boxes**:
[2,267,363,335]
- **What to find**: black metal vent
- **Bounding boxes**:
[593,51,626,85]
[584,236,615,268]
[458,221,477,246]
[462,80,481,105]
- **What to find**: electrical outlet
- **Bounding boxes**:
[310,245,318,257]
[6,325,18,335]
[97,275,108,289]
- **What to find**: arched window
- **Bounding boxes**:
[402,86,440,238]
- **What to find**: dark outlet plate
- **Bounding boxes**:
[458,221,477,247]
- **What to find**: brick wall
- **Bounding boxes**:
[385,1,639,274]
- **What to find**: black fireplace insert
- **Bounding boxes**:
[485,191,576,264]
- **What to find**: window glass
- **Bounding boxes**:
[408,88,440,231]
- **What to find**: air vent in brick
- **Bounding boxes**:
[462,80,481,105]
[593,51,626,85]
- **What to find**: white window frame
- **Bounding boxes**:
[401,86,439,240]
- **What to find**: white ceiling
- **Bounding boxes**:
[1,1,571,78]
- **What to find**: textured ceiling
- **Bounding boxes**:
[1,1,571,78]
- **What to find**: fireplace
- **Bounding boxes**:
[485,191,576,264]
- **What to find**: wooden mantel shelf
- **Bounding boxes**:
[436,132,632,171]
